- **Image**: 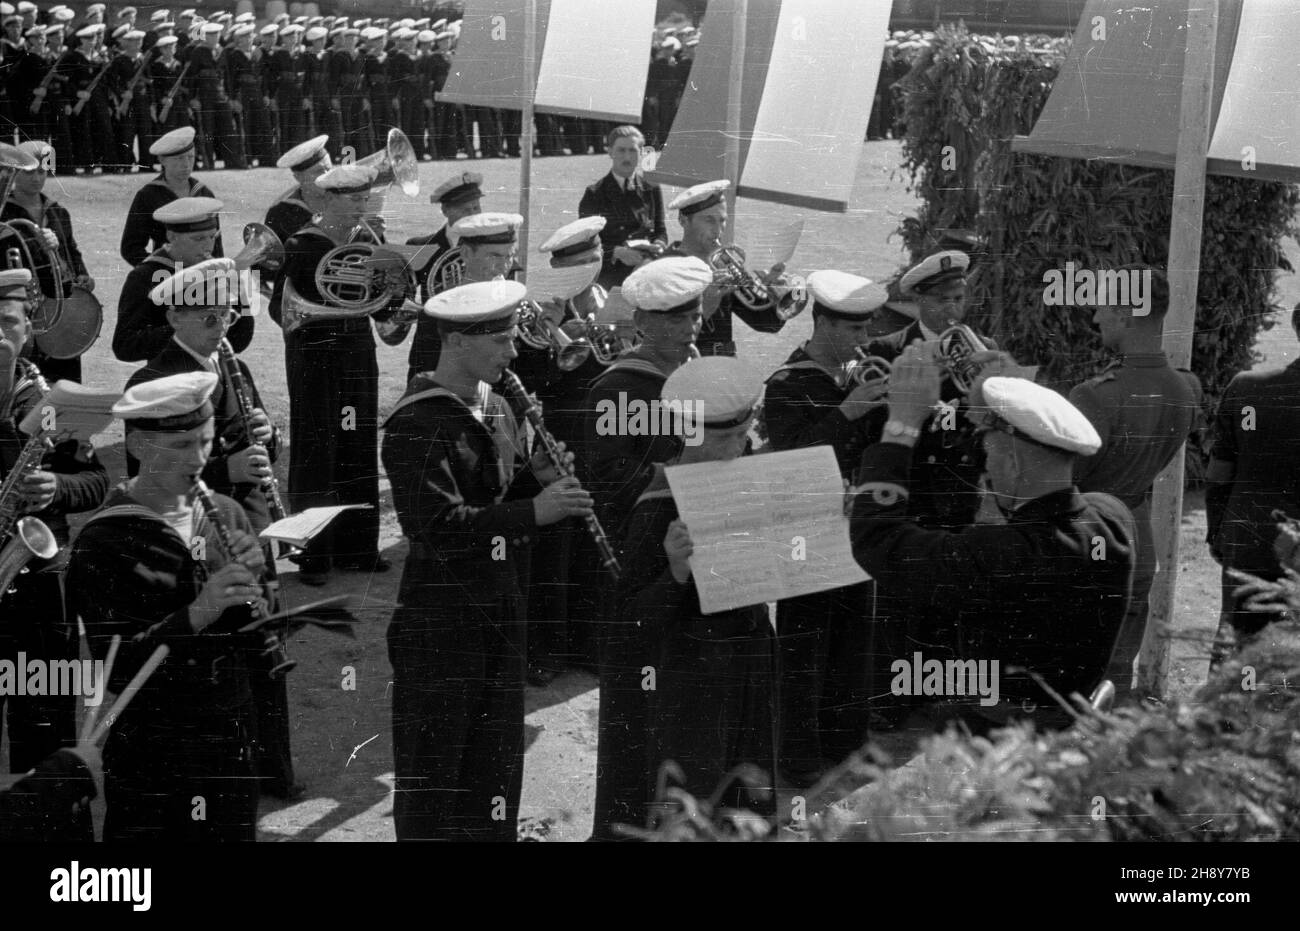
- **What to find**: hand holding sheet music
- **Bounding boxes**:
[665,445,868,615]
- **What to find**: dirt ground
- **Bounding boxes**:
[5,142,1296,842]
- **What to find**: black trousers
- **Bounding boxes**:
[388,560,526,841]
[284,324,381,567]
[115,100,155,169]
[197,98,245,169]
[649,629,776,820]
[776,581,873,776]
[590,614,653,839]
[248,651,295,794]
[0,571,76,774]
[103,711,258,842]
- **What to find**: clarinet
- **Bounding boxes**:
[500,370,621,580]
[190,480,296,679]
[217,339,287,522]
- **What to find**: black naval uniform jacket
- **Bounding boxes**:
[264,190,314,248]
[123,340,279,531]
[850,442,1136,732]
[578,172,667,291]
[66,484,261,841]
[763,344,873,477]
[862,320,986,529]
[402,224,452,380]
[617,471,774,813]
[381,376,540,841]
[582,352,680,535]
[663,242,786,357]
[119,174,226,268]
[112,249,254,363]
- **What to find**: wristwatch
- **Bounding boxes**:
[885,419,921,440]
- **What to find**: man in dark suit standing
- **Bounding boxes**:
[578,125,666,291]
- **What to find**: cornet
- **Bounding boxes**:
[517,301,592,372]
[844,348,892,388]
[707,244,806,320]
[584,318,635,364]
[935,324,990,393]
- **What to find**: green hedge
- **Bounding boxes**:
[893,24,1300,476]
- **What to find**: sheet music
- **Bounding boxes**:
[260,505,373,547]
[665,445,868,614]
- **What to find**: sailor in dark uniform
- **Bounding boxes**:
[400,170,483,381]
[148,34,192,136]
[226,24,274,168]
[269,24,306,156]
[382,279,594,841]
[619,356,775,828]
[124,258,300,801]
[583,255,709,840]
[114,196,250,363]
[270,162,390,584]
[67,371,267,841]
[108,29,154,171]
[119,127,224,267]
[265,133,331,246]
[662,180,791,357]
[0,270,109,776]
[849,351,1136,733]
[190,21,244,170]
[763,271,890,783]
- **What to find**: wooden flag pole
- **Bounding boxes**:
[517,0,538,281]
[723,0,747,229]
[1139,0,1219,698]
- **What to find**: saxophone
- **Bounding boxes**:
[190,480,296,679]
[0,365,59,595]
[216,339,287,523]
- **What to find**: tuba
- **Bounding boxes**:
[517,301,591,371]
[707,244,806,320]
[355,128,420,198]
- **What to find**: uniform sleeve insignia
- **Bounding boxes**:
[848,481,909,507]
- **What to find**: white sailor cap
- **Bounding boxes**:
[668,179,730,215]
[898,249,970,296]
[293,15,307,25]
[0,268,33,300]
[415,28,436,43]
[304,26,327,42]
[354,17,371,29]
[360,26,385,41]
[22,24,42,38]
[259,24,278,37]
[148,256,241,311]
[398,18,416,29]
[341,26,360,37]
[539,216,605,263]
[393,27,416,40]
[430,170,482,206]
[307,15,323,26]
[149,9,169,24]
[452,212,522,244]
[16,140,53,170]
[660,36,681,51]
[622,256,712,312]
[152,196,222,231]
[114,371,218,432]
[200,21,223,35]
[124,28,146,41]
[423,279,525,335]
[234,11,254,24]
[44,23,65,35]
[430,18,446,30]
[274,13,289,25]
[110,23,130,39]
[18,1,37,12]
[74,24,102,38]
[154,34,178,46]
[276,134,331,172]
[806,270,889,318]
[0,3,13,16]
[446,21,461,36]
[214,12,232,24]
[0,142,38,171]
[2,12,19,26]
[281,23,304,36]
[48,6,74,22]
[179,8,196,18]
[977,377,1101,456]
[148,126,196,157]
[87,3,106,14]
[662,356,762,429]
[316,163,377,194]
[231,23,254,38]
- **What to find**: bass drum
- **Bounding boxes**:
[35,285,102,359]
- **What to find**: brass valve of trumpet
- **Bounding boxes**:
[707,244,807,320]
[844,348,892,388]
[517,301,592,372]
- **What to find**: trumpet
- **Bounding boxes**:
[583,318,635,364]
[935,324,990,394]
[844,348,892,388]
[707,244,806,320]
[517,301,592,372]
